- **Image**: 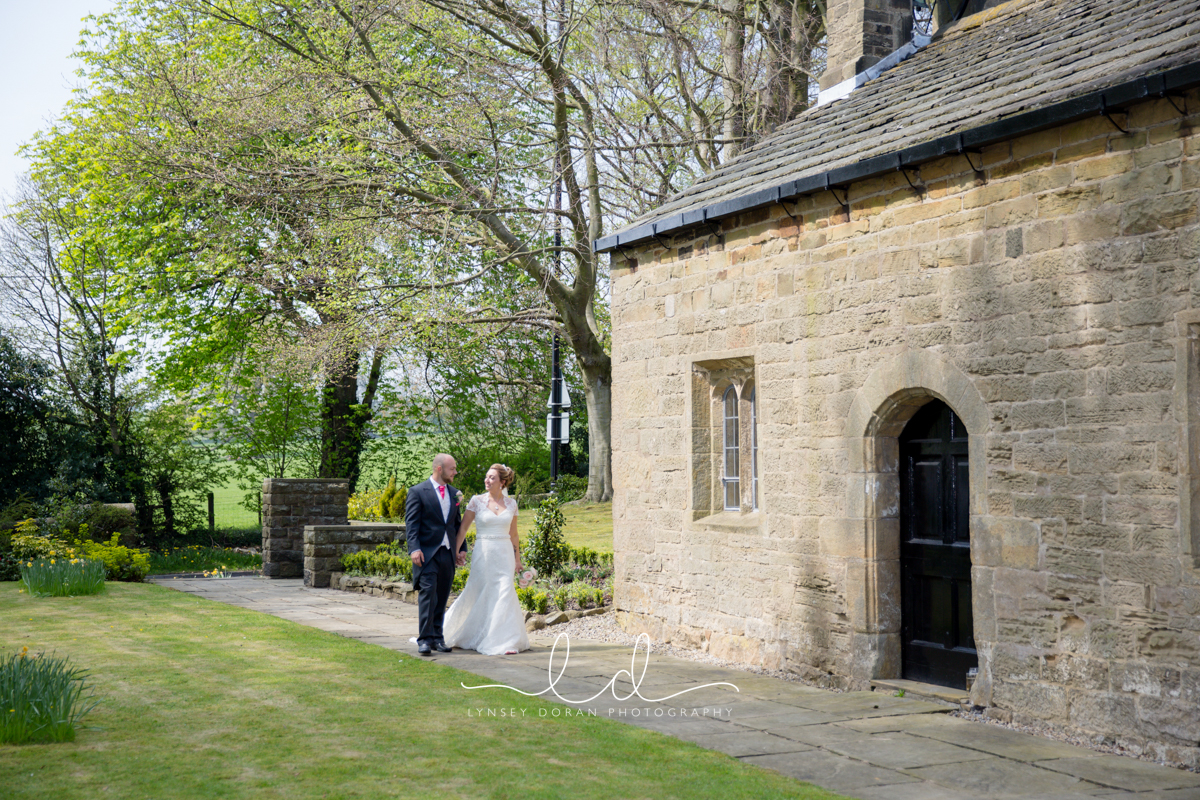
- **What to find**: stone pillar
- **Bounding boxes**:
[303,524,405,588]
[261,478,349,578]
[819,0,913,92]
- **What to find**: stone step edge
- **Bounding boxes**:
[870,678,970,709]
[327,572,612,626]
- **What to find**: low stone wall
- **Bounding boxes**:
[262,479,349,578]
[303,524,404,587]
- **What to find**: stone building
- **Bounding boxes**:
[600,0,1200,764]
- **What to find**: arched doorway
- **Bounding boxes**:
[899,399,978,687]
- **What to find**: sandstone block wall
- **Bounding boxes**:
[611,91,1200,764]
[262,479,349,578]
[303,524,405,587]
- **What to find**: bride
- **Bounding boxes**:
[441,463,530,655]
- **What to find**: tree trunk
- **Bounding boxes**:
[318,351,370,493]
[155,472,175,542]
[579,361,613,502]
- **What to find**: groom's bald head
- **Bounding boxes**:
[432,453,457,483]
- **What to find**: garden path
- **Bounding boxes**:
[150,575,1200,800]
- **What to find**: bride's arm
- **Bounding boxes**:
[508,514,522,572]
[455,510,475,554]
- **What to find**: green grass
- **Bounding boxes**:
[0,583,844,799]
[518,501,613,554]
[147,547,263,575]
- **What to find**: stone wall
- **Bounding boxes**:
[610,91,1200,764]
[303,524,404,587]
[261,479,349,578]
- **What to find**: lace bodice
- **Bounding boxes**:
[467,494,517,539]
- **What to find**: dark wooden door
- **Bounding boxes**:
[899,400,977,688]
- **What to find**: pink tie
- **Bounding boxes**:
[438,485,445,498]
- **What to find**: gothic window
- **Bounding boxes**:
[723,386,740,511]
[751,387,759,511]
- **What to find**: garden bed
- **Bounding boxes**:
[328,571,613,630]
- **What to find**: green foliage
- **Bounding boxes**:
[19,558,106,598]
[554,474,588,503]
[81,504,137,546]
[452,567,469,593]
[0,337,90,507]
[0,648,100,744]
[378,476,397,519]
[10,521,69,561]
[516,586,549,614]
[522,496,569,577]
[71,528,150,582]
[348,488,384,521]
[553,584,570,611]
[568,545,600,568]
[147,546,261,575]
[340,541,413,583]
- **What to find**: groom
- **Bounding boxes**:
[406,453,466,656]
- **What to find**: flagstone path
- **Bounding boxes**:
[150,575,1200,800]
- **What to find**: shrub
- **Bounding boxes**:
[10,520,69,561]
[452,567,469,592]
[82,504,137,546]
[553,585,570,611]
[522,496,569,577]
[376,476,407,521]
[569,545,600,568]
[72,529,151,582]
[0,648,100,744]
[0,552,20,582]
[554,473,587,502]
[516,586,549,614]
[340,540,413,582]
[570,581,597,609]
[348,489,384,521]
[19,558,106,597]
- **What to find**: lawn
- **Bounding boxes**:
[0,583,842,800]
[520,502,614,554]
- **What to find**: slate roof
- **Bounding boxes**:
[596,0,1200,253]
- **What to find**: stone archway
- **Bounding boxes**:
[840,350,989,692]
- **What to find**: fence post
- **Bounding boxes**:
[207,492,215,537]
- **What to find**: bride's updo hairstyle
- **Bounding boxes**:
[489,463,516,488]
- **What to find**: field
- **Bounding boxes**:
[0,583,841,800]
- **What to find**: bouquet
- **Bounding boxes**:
[518,567,538,588]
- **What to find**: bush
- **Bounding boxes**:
[553,585,570,611]
[554,473,587,502]
[522,496,569,577]
[0,552,20,582]
[10,520,70,561]
[82,504,137,546]
[19,558,106,597]
[341,541,413,582]
[0,648,100,744]
[72,528,150,582]
[348,489,384,521]
[516,586,549,614]
[568,545,600,568]
[452,567,469,592]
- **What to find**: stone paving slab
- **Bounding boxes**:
[149,576,1198,799]
[741,749,922,793]
[905,758,1114,797]
[1039,758,1200,793]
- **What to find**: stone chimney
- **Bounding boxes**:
[819,0,914,93]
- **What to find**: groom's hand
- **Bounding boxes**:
[455,552,466,567]
[411,550,424,567]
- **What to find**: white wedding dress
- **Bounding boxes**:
[442,494,530,655]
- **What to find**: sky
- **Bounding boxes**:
[0,0,114,203]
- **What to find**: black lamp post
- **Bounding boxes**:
[547,334,570,488]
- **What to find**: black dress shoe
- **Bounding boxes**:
[433,640,453,653]
[418,641,432,656]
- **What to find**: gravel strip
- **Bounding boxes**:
[542,611,1197,772]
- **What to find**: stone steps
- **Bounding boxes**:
[870,678,970,709]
